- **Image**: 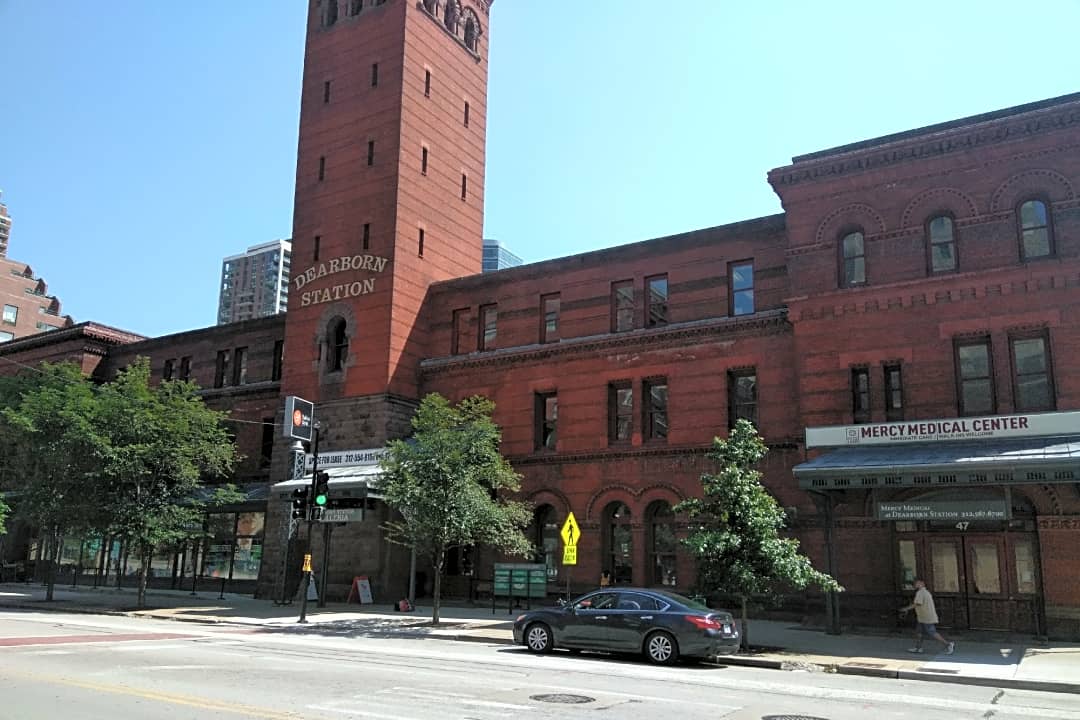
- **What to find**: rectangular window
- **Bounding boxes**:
[362,223,371,250]
[884,363,904,421]
[271,340,284,381]
[479,303,497,351]
[318,156,325,181]
[729,261,754,316]
[260,418,275,468]
[232,347,248,386]
[461,173,468,201]
[1011,333,1055,412]
[451,308,470,355]
[646,274,668,327]
[643,379,669,441]
[464,101,470,127]
[728,369,757,428]
[611,280,634,332]
[540,293,560,343]
[841,231,866,287]
[955,338,995,416]
[424,69,431,97]
[163,359,175,381]
[851,367,871,423]
[371,62,379,87]
[367,140,375,166]
[608,382,632,443]
[323,80,331,103]
[421,146,428,175]
[418,228,425,257]
[2,304,17,324]
[535,392,558,451]
[179,356,192,382]
[0,331,12,342]
[313,235,321,261]
[214,350,230,388]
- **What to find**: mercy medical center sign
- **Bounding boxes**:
[806,411,1080,448]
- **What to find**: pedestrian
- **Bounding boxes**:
[599,570,611,588]
[899,579,955,655]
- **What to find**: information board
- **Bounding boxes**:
[492,563,547,599]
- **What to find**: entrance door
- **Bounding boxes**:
[925,535,1012,631]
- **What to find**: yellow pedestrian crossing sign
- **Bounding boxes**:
[562,545,577,565]
[560,512,580,547]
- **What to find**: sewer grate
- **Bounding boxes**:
[530,694,595,705]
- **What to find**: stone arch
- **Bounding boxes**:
[637,483,686,510]
[423,0,439,16]
[900,188,978,228]
[989,169,1075,212]
[814,202,887,246]
[314,302,357,375]
[322,0,339,27]
[462,7,481,51]
[527,488,571,515]
[443,0,460,33]
[586,484,636,521]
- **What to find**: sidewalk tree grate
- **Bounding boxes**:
[530,694,595,705]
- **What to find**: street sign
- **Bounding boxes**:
[562,546,577,565]
[318,508,365,523]
[560,512,580,547]
[284,396,315,441]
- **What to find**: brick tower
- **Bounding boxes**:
[282,0,493,440]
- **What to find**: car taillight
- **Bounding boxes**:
[685,615,722,631]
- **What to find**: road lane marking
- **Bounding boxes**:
[0,632,195,647]
[308,705,417,720]
[459,699,534,711]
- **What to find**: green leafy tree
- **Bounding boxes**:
[380,394,532,624]
[1,364,109,600]
[96,358,240,608]
[676,419,841,649]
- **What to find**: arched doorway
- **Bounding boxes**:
[603,502,633,584]
[646,501,677,586]
[530,504,560,581]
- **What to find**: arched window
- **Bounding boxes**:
[327,317,349,372]
[530,505,560,581]
[927,215,956,273]
[603,502,633,584]
[1017,199,1053,260]
[348,0,362,16]
[443,0,460,33]
[463,12,480,51]
[839,230,866,287]
[647,501,677,586]
[322,0,338,27]
[423,0,439,15]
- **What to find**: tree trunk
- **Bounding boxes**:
[740,595,749,652]
[137,545,149,609]
[431,547,444,625]
[45,528,61,602]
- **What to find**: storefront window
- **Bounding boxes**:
[930,542,960,593]
[605,502,633,584]
[232,512,265,581]
[648,501,677,586]
[1014,540,1036,594]
[970,542,1001,594]
[531,505,560,581]
[898,540,917,590]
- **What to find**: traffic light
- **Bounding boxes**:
[314,471,330,507]
[291,488,308,520]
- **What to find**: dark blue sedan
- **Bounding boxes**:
[512,588,740,664]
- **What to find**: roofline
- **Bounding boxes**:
[0,321,145,355]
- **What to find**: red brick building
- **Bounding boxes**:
[1,0,1078,637]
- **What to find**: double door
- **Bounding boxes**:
[901,533,1039,632]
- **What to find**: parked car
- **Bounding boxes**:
[512,587,739,664]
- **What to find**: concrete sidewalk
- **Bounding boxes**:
[2,582,1077,694]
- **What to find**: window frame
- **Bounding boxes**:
[478,303,497,351]
[643,378,669,442]
[954,337,996,417]
[328,318,349,372]
[851,366,871,424]
[883,363,904,422]
[371,62,379,88]
[271,341,284,382]
[728,259,754,316]
[1016,197,1055,261]
[926,213,958,274]
[608,381,633,444]
[163,359,175,382]
[534,391,558,452]
[232,347,248,386]
[611,280,634,333]
[214,350,230,389]
[2,304,17,324]
[179,356,192,382]
[451,308,469,355]
[838,229,867,288]
[540,292,560,344]
[728,368,758,429]
[1009,330,1056,412]
[424,69,431,97]
[645,274,669,328]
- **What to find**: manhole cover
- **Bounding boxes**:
[530,694,595,705]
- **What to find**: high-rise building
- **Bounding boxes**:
[217,240,292,325]
[0,191,11,258]
[481,238,522,272]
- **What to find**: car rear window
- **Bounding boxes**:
[654,590,711,611]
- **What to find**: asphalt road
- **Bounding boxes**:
[1,610,1078,720]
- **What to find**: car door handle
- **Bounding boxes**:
[641,615,653,620]
[594,615,608,620]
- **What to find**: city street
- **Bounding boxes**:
[1,610,1078,720]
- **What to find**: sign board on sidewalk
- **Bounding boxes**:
[493,563,547,598]
[347,576,373,604]
[284,396,315,442]
[562,546,577,565]
[560,512,580,547]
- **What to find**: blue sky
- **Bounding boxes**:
[3,1,1078,338]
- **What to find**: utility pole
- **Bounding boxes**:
[298,422,322,624]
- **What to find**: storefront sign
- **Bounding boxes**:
[293,254,391,308]
[305,447,389,470]
[806,411,1080,448]
[875,500,1011,521]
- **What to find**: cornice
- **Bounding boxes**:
[770,104,1080,189]
[508,438,802,467]
[0,322,144,357]
[420,310,792,376]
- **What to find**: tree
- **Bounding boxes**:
[95,358,240,608]
[676,419,842,649]
[380,393,532,624]
[1,364,109,600]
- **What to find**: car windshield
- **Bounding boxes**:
[652,590,711,612]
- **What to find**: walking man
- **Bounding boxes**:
[899,579,955,655]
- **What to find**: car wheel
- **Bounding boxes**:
[525,622,553,654]
[644,631,679,665]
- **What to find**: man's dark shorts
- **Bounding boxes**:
[918,622,938,636]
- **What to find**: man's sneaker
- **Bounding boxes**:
[908,647,924,653]
[945,642,955,655]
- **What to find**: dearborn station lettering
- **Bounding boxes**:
[294,254,391,307]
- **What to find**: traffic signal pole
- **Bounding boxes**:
[298,423,321,624]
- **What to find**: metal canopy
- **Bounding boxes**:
[795,435,1080,490]
[270,464,383,500]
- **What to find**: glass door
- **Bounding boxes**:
[928,539,966,628]
[965,537,1008,630]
